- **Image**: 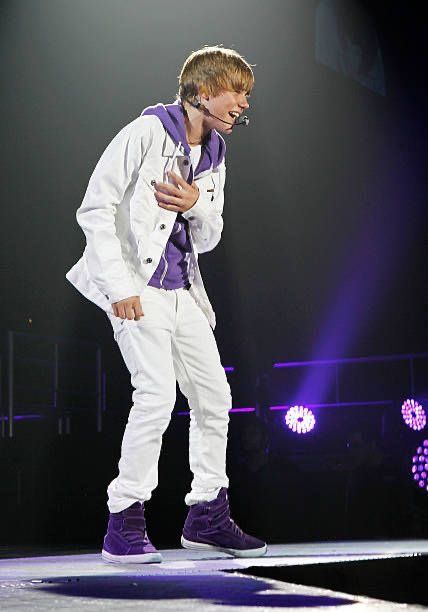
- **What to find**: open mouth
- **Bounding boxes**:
[228,111,240,120]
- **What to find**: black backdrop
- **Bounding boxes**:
[1,0,427,549]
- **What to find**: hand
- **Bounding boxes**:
[112,296,144,320]
[154,171,199,213]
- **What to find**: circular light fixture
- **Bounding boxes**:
[412,439,428,492]
[401,399,426,431]
[285,405,316,434]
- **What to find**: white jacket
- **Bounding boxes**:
[66,114,226,329]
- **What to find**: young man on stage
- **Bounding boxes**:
[66,45,267,563]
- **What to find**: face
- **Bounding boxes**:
[200,89,250,134]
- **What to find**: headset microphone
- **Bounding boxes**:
[189,99,249,127]
[235,115,250,126]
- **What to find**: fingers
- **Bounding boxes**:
[111,296,145,320]
[154,178,184,210]
[154,172,198,212]
[157,203,183,212]
[191,181,200,200]
[112,302,125,318]
[167,170,188,188]
[154,191,183,206]
[134,297,144,321]
[155,182,181,197]
[124,302,135,320]
[155,171,188,193]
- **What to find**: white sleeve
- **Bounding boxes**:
[181,160,226,253]
[75,117,154,303]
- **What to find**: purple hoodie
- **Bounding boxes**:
[140,100,225,290]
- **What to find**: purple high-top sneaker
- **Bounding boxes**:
[181,488,267,558]
[102,501,162,564]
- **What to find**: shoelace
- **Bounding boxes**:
[209,498,245,538]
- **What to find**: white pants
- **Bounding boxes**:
[106,285,231,513]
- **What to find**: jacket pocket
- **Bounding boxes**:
[106,311,126,338]
[195,173,216,202]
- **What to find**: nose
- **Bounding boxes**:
[238,92,250,109]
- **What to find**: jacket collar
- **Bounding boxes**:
[162,133,184,157]
[141,100,226,177]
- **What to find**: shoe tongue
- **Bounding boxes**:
[218,488,228,502]
[124,502,144,518]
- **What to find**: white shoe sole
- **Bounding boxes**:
[181,536,267,558]
[101,549,163,564]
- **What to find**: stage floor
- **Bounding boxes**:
[1,540,427,610]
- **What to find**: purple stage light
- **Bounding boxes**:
[401,399,426,431]
[412,440,428,492]
[285,405,316,434]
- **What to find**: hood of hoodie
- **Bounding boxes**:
[140,99,225,180]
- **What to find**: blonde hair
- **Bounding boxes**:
[178,45,254,102]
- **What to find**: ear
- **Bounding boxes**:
[198,85,210,102]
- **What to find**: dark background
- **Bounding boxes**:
[0,0,427,552]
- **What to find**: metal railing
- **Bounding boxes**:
[2,331,106,438]
[271,351,428,410]
[2,337,427,436]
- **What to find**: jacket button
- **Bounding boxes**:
[183,160,189,166]
[188,216,195,221]
[150,179,156,186]
[160,224,166,230]
[145,258,152,264]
